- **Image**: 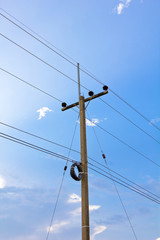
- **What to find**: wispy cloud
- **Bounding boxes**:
[37,107,52,120]
[150,118,160,125]
[47,221,69,234]
[0,175,6,189]
[115,0,132,15]
[71,205,101,216]
[156,238,160,240]
[86,118,99,127]
[91,225,107,240]
[68,193,81,203]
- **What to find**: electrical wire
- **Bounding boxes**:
[0,131,159,204]
[99,98,160,145]
[0,67,78,114]
[1,67,159,147]
[0,65,159,166]
[1,10,159,131]
[1,29,159,141]
[1,120,159,200]
[0,33,88,92]
[0,131,79,164]
[88,165,160,204]
[0,8,78,65]
[89,119,160,168]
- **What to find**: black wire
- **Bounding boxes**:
[1,66,158,149]
[0,35,159,165]
[109,88,160,131]
[88,162,160,204]
[88,166,160,204]
[1,120,159,200]
[0,68,78,114]
[0,67,62,102]
[0,33,89,92]
[90,119,160,168]
[0,12,78,68]
[1,31,159,143]
[0,120,77,152]
[1,10,159,131]
[0,9,78,65]
[0,131,159,204]
[99,98,160,145]
[0,132,79,164]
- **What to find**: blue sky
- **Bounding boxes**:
[0,0,160,240]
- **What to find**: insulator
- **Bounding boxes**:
[103,85,108,91]
[102,153,106,159]
[62,102,67,107]
[88,91,94,96]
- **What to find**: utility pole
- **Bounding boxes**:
[61,63,108,240]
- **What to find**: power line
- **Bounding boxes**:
[0,68,79,114]
[1,67,159,147]
[0,131,79,164]
[99,98,160,145]
[86,117,160,168]
[1,120,159,200]
[88,165,160,205]
[88,161,160,203]
[0,33,89,92]
[0,33,77,85]
[1,27,159,140]
[0,65,158,167]
[0,8,78,65]
[0,68,63,103]
[0,12,77,68]
[0,131,159,204]
[1,10,159,131]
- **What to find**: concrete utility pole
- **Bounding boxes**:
[79,95,90,240]
[61,63,108,240]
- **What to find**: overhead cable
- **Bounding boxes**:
[0,131,79,164]
[86,117,160,168]
[0,120,159,200]
[88,165,160,205]
[0,65,158,166]
[0,131,159,204]
[1,10,159,131]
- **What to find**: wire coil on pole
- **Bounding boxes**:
[70,162,83,181]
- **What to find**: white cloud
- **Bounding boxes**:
[116,0,132,15]
[77,118,99,127]
[117,3,124,14]
[71,205,101,216]
[47,221,69,234]
[86,118,99,127]
[91,225,107,240]
[150,118,160,125]
[0,175,6,188]
[89,205,101,211]
[68,193,81,203]
[156,238,160,240]
[37,107,52,120]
